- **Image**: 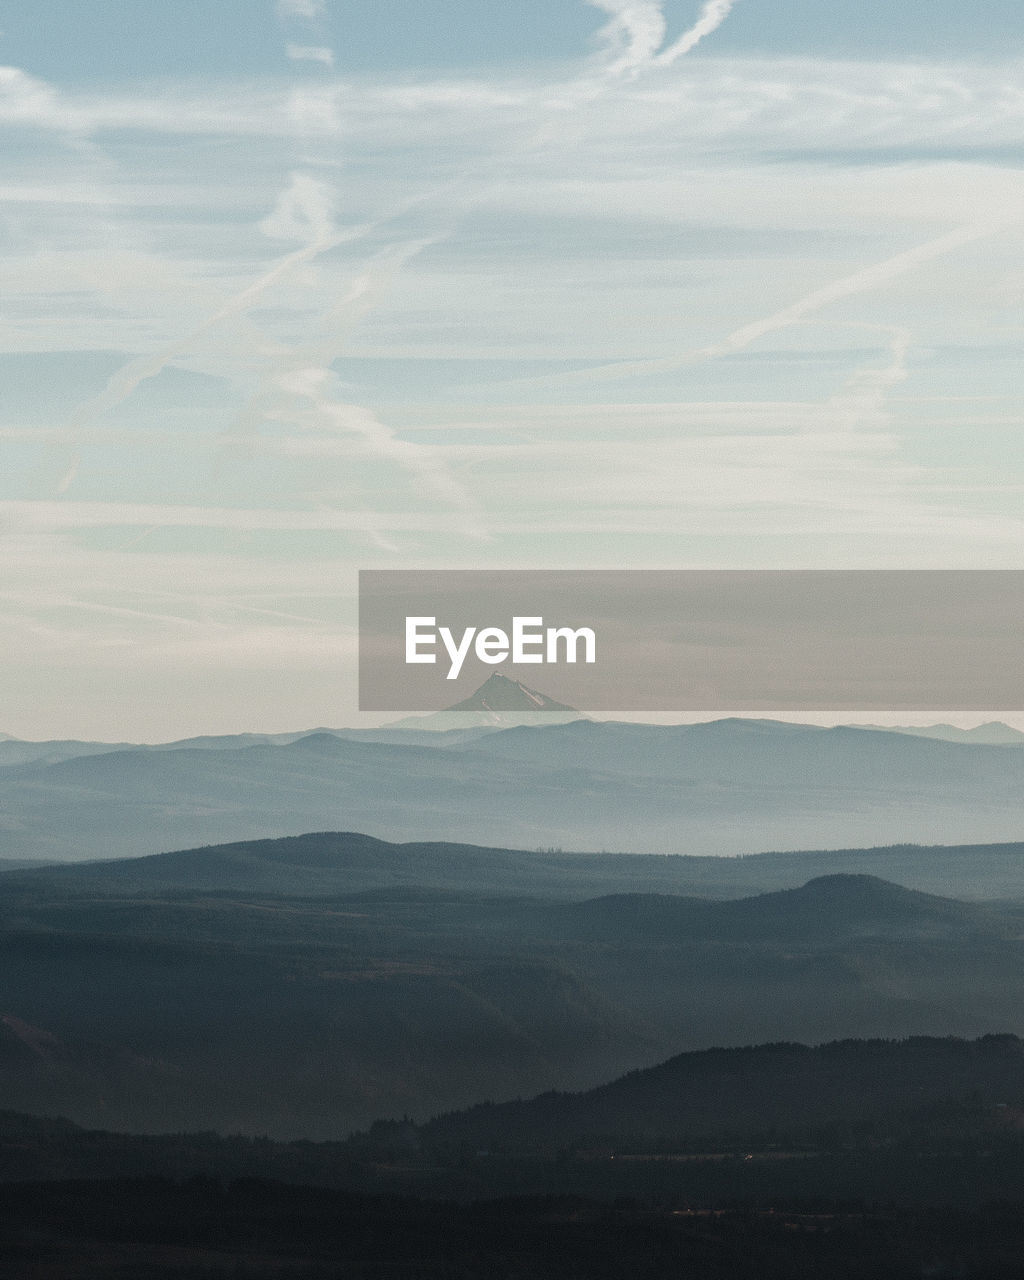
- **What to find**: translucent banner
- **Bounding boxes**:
[359,570,1024,712]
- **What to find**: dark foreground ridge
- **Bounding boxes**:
[423,1032,1024,1151]
[7,1036,1024,1276]
[3,1035,1024,1196]
[10,1177,1024,1280]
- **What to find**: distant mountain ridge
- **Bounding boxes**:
[3,695,1021,766]
[0,673,583,766]
[6,710,1024,862]
[848,721,1024,745]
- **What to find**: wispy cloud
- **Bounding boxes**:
[210,229,488,537]
[8,57,1024,152]
[0,64,79,130]
[521,214,1022,389]
[589,2,668,76]
[258,171,336,244]
[827,326,911,434]
[286,44,335,68]
[276,0,326,21]
[589,0,738,78]
[58,173,362,444]
[0,501,471,534]
[654,0,739,66]
[272,366,487,535]
[692,219,1019,362]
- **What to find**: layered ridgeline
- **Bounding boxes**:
[2,1029,1024,1177]
[7,827,1024,899]
[10,1035,1024,1280]
[5,833,1024,1136]
[4,687,1024,861]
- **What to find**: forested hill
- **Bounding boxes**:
[424,1034,1024,1150]
[7,827,1024,900]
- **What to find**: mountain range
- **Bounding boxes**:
[6,826,1024,899]
[5,711,1024,862]
[849,720,1024,745]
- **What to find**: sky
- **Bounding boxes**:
[2,1,1023,739]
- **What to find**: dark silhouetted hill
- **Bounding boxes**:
[555,875,1001,944]
[425,1033,1024,1151]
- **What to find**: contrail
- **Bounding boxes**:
[52,219,373,493]
[525,215,1020,388]
[589,0,738,78]
[54,0,741,512]
[276,367,487,535]
[59,179,375,443]
[654,0,739,65]
[212,232,489,537]
[694,219,1012,361]
[55,0,740,448]
[55,46,480,534]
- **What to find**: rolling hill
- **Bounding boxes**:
[6,827,1024,901]
[4,840,1024,1136]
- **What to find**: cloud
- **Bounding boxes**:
[520,214,1022,389]
[54,173,364,442]
[692,217,1019,361]
[654,0,739,65]
[827,326,911,434]
[588,0,738,78]
[588,2,667,76]
[0,64,75,130]
[6,24,1023,592]
[8,56,1024,153]
[202,227,488,540]
[272,366,485,531]
[258,171,336,244]
[286,44,335,68]
[0,501,470,534]
[276,0,326,20]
